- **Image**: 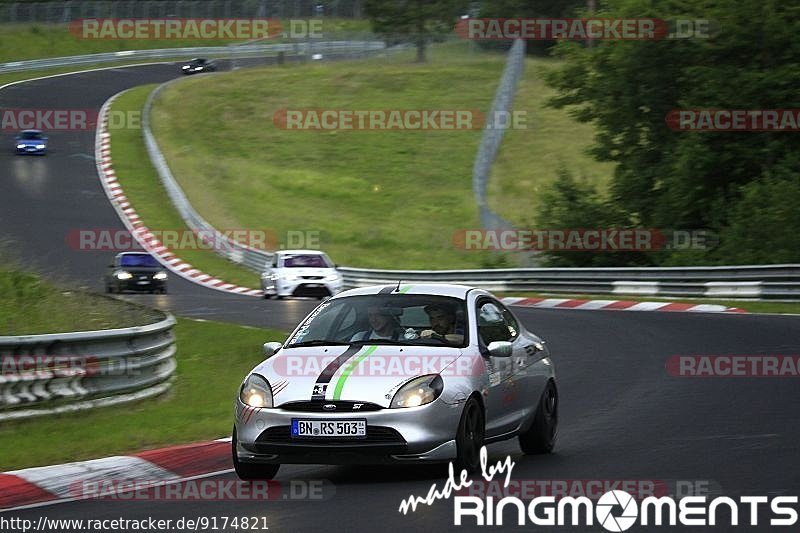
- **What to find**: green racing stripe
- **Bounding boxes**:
[332,344,378,400]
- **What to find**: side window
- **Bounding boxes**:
[500,306,519,339]
[477,301,514,344]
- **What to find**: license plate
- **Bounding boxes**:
[136,280,150,285]
[291,419,366,438]
[305,284,321,288]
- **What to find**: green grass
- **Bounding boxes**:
[506,292,800,315]
[0,266,163,335]
[0,23,241,63]
[0,20,373,63]
[151,42,497,270]
[488,57,615,226]
[147,41,612,269]
[109,87,262,288]
[0,317,286,470]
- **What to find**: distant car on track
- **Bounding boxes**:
[105,252,168,294]
[232,283,558,480]
[260,249,343,299]
[15,129,48,155]
[181,58,217,74]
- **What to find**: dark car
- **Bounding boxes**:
[105,252,168,294]
[181,58,217,75]
[15,129,48,155]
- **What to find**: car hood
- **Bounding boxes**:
[254,344,468,408]
[17,139,45,146]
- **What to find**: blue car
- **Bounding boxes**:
[15,129,48,155]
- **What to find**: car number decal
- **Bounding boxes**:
[310,344,365,400]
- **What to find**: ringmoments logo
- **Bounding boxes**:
[452,490,799,529]
[396,448,799,530]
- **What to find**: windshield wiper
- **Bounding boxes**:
[349,339,414,345]
[288,340,351,348]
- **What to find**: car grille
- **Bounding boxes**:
[257,425,406,445]
[301,275,324,280]
[279,401,382,412]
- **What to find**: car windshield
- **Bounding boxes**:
[286,294,468,348]
[20,131,43,140]
[119,254,160,268]
[281,254,332,268]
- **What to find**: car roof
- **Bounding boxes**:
[277,249,328,256]
[116,252,151,257]
[20,129,43,134]
[332,283,480,300]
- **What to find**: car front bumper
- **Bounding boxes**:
[113,278,167,291]
[234,397,464,465]
[262,278,343,298]
[16,146,46,155]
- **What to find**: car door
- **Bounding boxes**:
[493,300,546,424]
[476,298,523,437]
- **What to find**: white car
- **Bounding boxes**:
[261,250,343,299]
[232,283,558,479]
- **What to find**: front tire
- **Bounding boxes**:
[519,380,558,454]
[455,396,485,474]
[231,427,280,480]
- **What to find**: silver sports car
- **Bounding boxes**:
[232,284,558,479]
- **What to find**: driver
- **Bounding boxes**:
[420,304,464,344]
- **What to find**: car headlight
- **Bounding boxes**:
[390,374,443,408]
[115,270,133,280]
[240,374,273,408]
[16,144,25,149]
[35,144,46,149]
[153,271,168,280]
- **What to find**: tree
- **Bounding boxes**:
[544,0,800,265]
[365,0,466,62]
[477,0,585,55]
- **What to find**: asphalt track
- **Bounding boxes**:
[2,64,800,532]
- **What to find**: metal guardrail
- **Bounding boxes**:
[141,40,390,274]
[142,74,275,273]
[131,40,800,301]
[0,314,177,421]
[473,39,524,234]
[337,265,800,299]
[0,40,386,73]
